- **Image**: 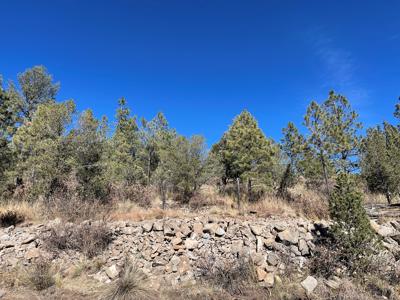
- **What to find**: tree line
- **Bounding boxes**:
[1,66,399,207]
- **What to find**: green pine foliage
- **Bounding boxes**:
[107,98,145,184]
[329,173,378,273]
[211,110,279,200]
[11,100,75,200]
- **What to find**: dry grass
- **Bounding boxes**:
[24,257,55,291]
[45,222,112,258]
[196,255,258,296]
[0,201,42,224]
[102,258,158,300]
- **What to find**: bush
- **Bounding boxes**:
[25,258,55,291]
[110,183,153,208]
[102,258,158,300]
[0,210,25,227]
[45,222,112,258]
[328,174,379,275]
[196,255,257,296]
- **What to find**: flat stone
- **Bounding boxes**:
[250,225,263,236]
[153,221,163,231]
[301,276,318,294]
[267,253,280,266]
[171,237,182,246]
[184,239,199,250]
[264,273,275,287]
[142,221,153,232]
[193,222,203,234]
[298,239,309,255]
[24,247,40,260]
[278,229,299,245]
[215,227,225,237]
[256,267,267,281]
[370,220,396,237]
[106,264,119,279]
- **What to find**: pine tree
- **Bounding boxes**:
[329,173,377,272]
[279,122,306,198]
[0,79,20,189]
[71,110,108,200]
[304,91,361,193]
[17,66,60,120]
[361,124,400,204]
[156,135,208,203]
[108,98,144,184]
[140,112,171,184]
[11,100,75,199]
[212,110,277,202]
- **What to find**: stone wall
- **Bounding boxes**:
[0,216,398,289]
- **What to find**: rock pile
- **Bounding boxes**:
[0,216,398,290]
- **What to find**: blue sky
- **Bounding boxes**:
[1,0,399,145]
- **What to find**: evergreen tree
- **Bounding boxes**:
[157,135,208,203]
[71,110,108,200]
[212,110,277,201]
[108,98,144,184]
[395,98,400,120]
[304,91,361,193]
[140,112,171,184]
[278,122,306,197]
[0,79,20,189]
[11,100,75,199]
[329,173,377,273]
[17,66,60,120]
[361,124,400,204]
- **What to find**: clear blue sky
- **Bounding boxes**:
[1,0,399,145]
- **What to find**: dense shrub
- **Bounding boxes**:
[0,210,25,227]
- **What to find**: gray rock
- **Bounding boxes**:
[267,253,280,266]
[184,239,199,250]
[278,229,299,245]
[301,276,318,294]
[106,264,119,279]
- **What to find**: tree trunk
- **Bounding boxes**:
[236,177,241,212]
[278,163,291,199]
[147,153,151,185]
[247,178,252,202]
[161,181,167,210]
[386,191,392,205]
[320,150,330,196]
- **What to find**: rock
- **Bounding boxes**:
[215,227,225,237]
[256,236,264,252]
[298,239,309,255]
[267,253,280,266]
[264,237,275,249]
[250,225,263,236]
[290,245,301,256]
[370,220,396,237]
[256,267,267,281]
[21,235,37,245]
[171,237,182,246]
[301,276,318,294]
[193,222,203,234]
[184,239,199,250]
[180,224,192,236]
[252,253,265,266]
[274,224,286,232]
[278,229,299,245]
[142,221,153,232]
[24,248,40,260]
[0,289,5,298]
[153,221,163,231]
[106,265,119,279]
[92,271,111,283]
[203,223,217,234]
[170,256,181,266]
[325,276,342,289]
[231,240,243,253]
[264,273,275,287]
